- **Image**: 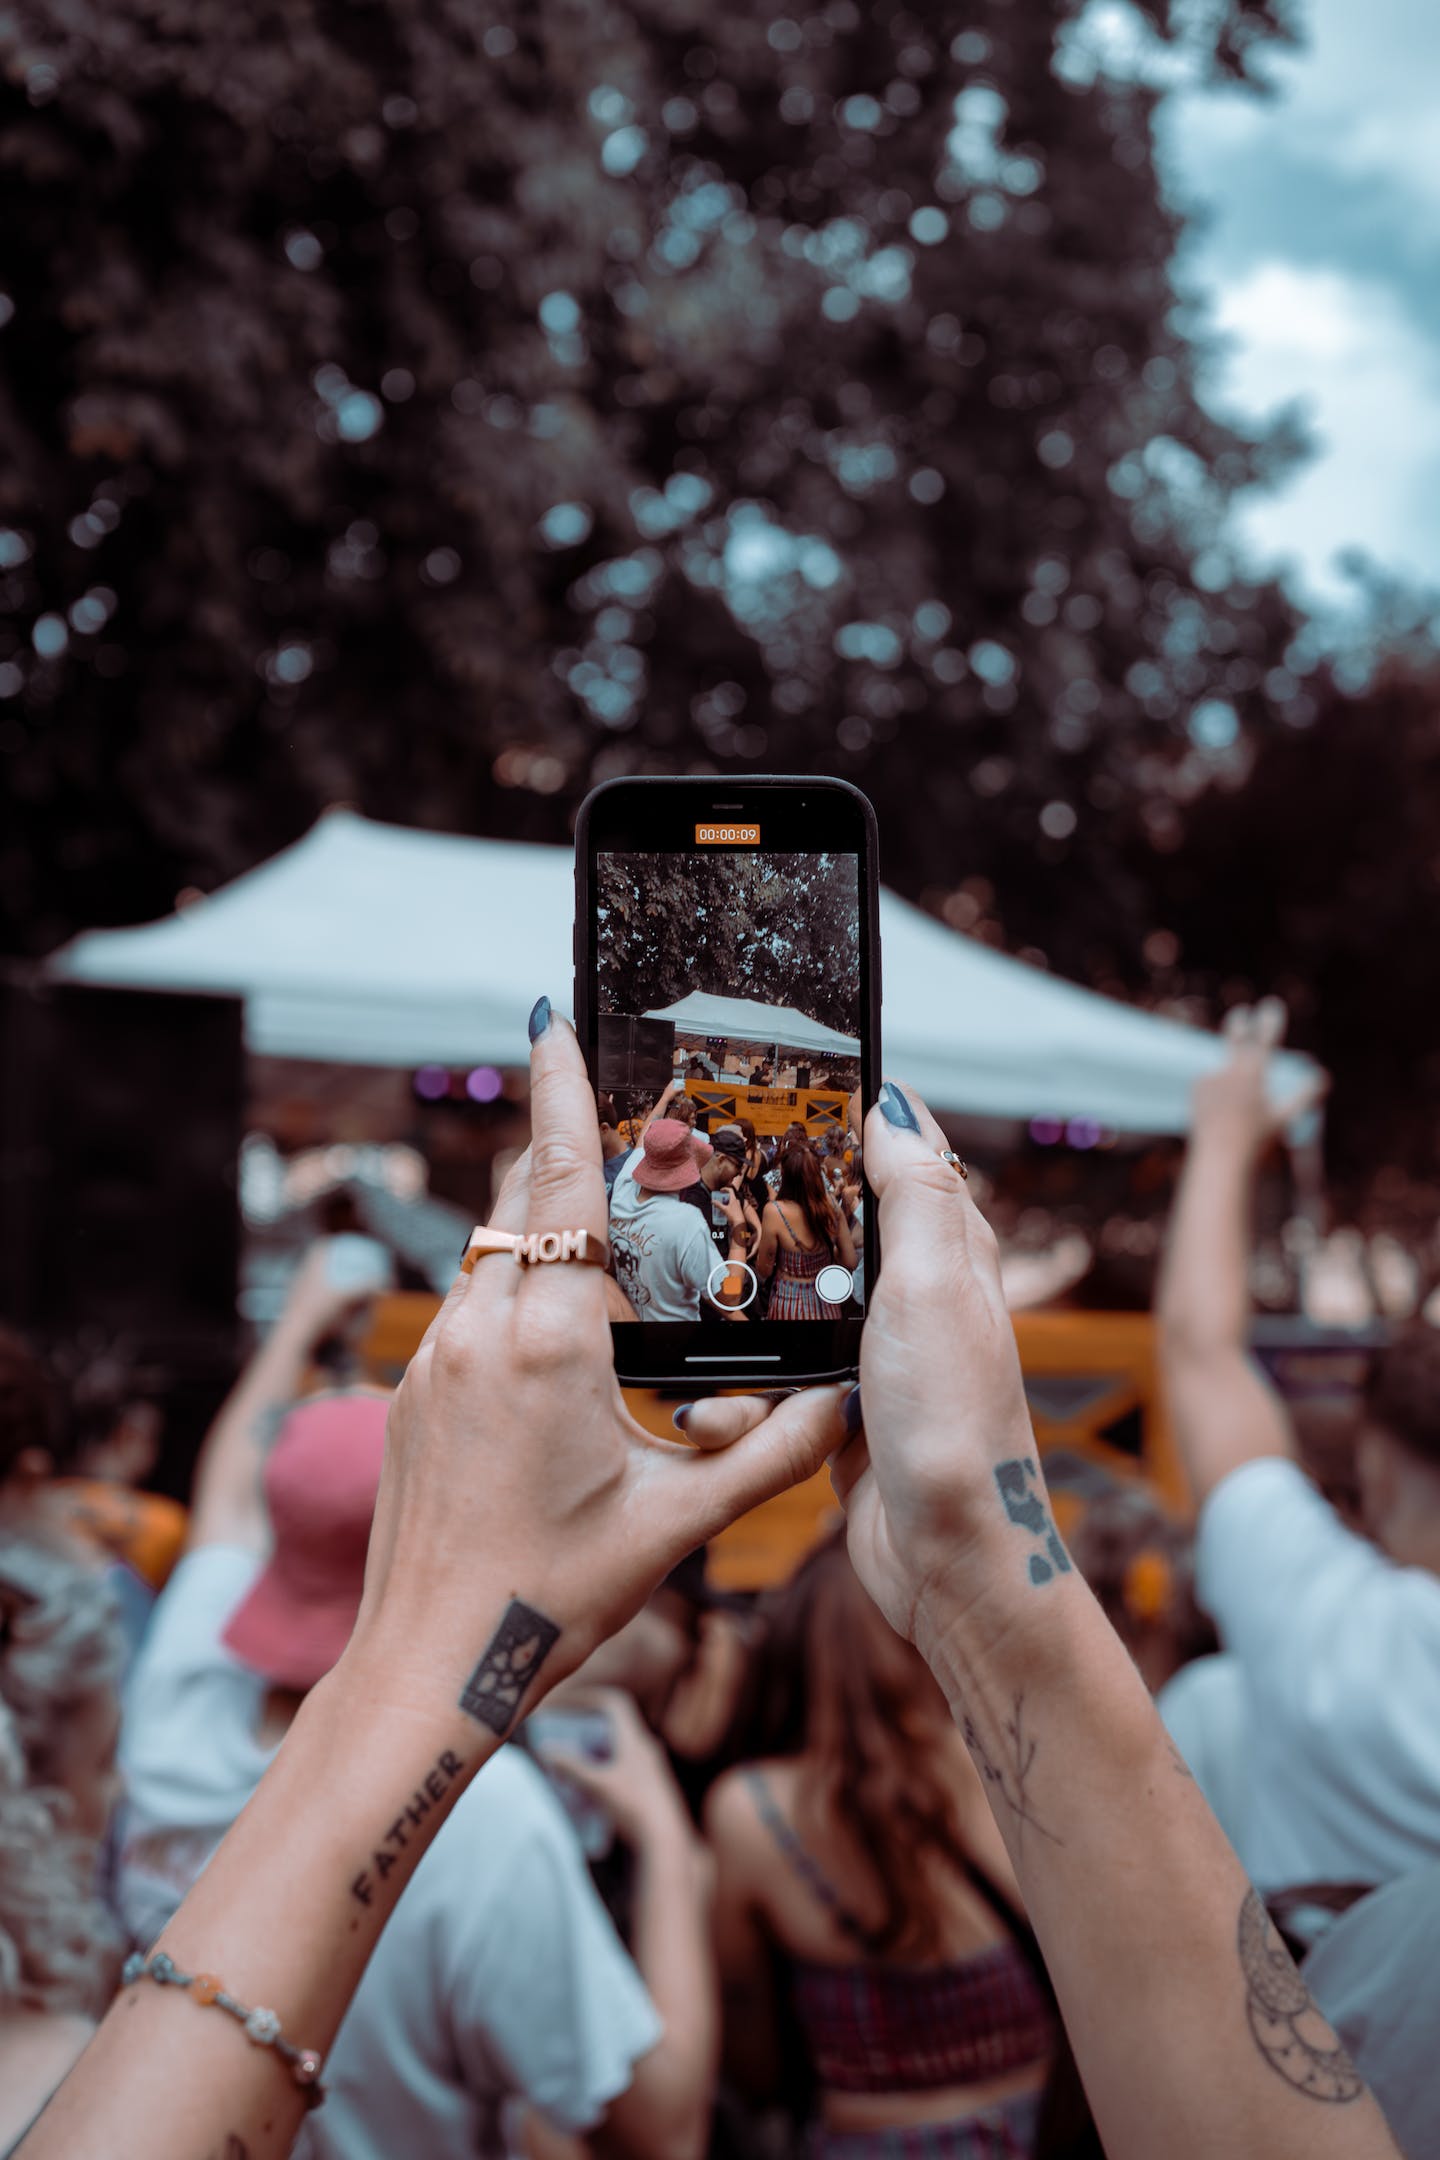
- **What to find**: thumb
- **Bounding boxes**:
[671,1385,849,1544]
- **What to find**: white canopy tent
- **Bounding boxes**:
[643,993,860,1061]
[51,810,1318,1131]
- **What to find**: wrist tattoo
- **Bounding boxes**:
[960,1691,1062,1848]
[350,1750,465,1908]
[1238,1889,1363,2103]
[460,1598,561,1733]
[994,1456,1072,1586]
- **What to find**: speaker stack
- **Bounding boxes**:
[0,973,245,1500]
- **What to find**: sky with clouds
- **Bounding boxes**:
[1156,0,1440,614]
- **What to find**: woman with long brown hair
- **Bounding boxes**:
[705,1532,1055,2158]
[755,1146,857,1322]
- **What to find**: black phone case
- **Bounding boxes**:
[574,773,881,1389]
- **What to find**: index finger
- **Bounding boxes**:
[523,1000,611,1286]
[862,1078,982,1225]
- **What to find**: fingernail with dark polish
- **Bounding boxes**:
[672,1403,695,1433]
[528,995,552,1043]
[878,1081,920,1134]
[842,1385,863,1436]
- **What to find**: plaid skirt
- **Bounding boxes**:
[805,2088,1041,2160]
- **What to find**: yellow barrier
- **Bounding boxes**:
[684,1081,851,1138]
[360,1297,1185,1592]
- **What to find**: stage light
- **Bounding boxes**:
[465,1066,504,1103]
[414,1064,450,1101]
[1029,1116,1063,1145]
[1067,1118,1102,1150]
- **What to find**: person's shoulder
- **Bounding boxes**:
[704,1757,796,1853]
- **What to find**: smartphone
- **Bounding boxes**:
[575,775,880,1387]
[527,1707,615,1860]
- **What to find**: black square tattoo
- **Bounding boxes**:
[460,1599,561,1733]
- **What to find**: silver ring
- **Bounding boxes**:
[939,1150,969,1180]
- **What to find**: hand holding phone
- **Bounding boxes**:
[532,1688,690,1850]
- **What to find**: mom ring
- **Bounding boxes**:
[461,1225,609,1272]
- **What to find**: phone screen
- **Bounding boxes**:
[579,779,877,1386]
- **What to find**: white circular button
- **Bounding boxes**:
[707,1259,759,1311]
[816,1264,854,1306]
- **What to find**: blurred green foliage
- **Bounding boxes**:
[598,850,859,1030]
[2,0,1438,1211]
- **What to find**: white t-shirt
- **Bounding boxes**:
[1303,1864,1440,2160]
[608,1179,716,1321]
[296,1748,661,2160]
[119,1548,661,2157]
[1165,1457,1440,1890]
[117,1544,273,1947]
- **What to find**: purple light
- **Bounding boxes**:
[1067,1117,1102,1150]
[465,1065,504,1104]
[414,1064,450,1101]
[1029,1116,1063,1146]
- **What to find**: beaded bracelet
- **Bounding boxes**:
[121,1951,326,2107]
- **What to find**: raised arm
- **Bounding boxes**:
[21,1011,845,2160]
[641,1079,686,1135]
[1156,1001,1325,1505]
[687,1073,1398,2160]
[539,1688,717,2160]
[186,1241,370,1553]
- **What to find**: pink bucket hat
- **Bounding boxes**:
[634,1118,706,1193]
[221,1391,389,1691]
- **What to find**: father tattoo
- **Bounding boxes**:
[994,1456,1072,1586]
[1237,1888,1363,2103]
[350,1750,464,1908]
[460,1597,561,1733]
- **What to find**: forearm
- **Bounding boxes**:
[23,1654,498,2160]
[1157,1130,1295,1496]
[1157,1131,1256,1356]
[188,1312,315,1541]
[919,1556,1399,2160]
[616,1814,716,2160]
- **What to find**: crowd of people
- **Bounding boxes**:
[0,999,1435,2159]
[600,1083,862,1323]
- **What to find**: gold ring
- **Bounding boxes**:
[461,1225,610,1272]
[939,1150,969,1180]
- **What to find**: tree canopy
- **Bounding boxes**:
[599,849,859,1031]
[5,0,1437,1209]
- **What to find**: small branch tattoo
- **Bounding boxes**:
[1167,1737,1196,1782]
[961,1691,1062,1848]
[1238,1889,1363,2104]
[350,1750,465,1908]
[460,1598,560,1734]
[994,1457,1072,1586]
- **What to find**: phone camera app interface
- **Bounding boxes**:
[598,844,864,1328]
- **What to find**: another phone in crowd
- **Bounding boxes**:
[575,774,880,1388]
[526,1706,615,1860]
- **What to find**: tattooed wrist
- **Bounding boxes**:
[994,1456,1073,1586]
[460,1598,561,1734]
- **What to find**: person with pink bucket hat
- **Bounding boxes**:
[116,1236,711,2160]
[116,1245,393,1947]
